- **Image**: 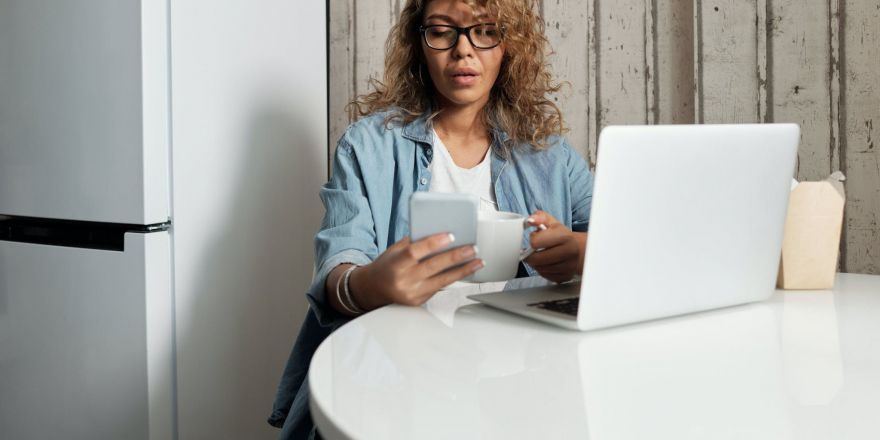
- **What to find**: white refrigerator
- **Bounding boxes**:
[0,1,327,439]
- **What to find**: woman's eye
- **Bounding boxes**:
[479,26,498,36]
[429,28,453,38]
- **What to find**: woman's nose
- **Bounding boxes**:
[450,32,475,59]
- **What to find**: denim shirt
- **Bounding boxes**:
[268,110,594,439]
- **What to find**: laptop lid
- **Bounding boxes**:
[576,124,799,330]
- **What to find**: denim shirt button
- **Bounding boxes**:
[420,177,428,186]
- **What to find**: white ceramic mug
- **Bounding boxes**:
[467,211,540,283]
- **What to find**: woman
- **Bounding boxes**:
[269,0,593,437]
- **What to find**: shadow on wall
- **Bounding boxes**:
[174,94,325,439]
[0,215,9,316]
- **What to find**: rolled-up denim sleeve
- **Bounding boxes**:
[305,136,380,327]
[565,140,594,233]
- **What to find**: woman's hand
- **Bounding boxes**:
[523,210,587,283]
[327,233,483,315]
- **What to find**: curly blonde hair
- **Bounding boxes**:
[350,0,566,150]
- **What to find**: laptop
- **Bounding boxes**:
[468,124,799,331]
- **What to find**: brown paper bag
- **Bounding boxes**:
[777,172,846,289]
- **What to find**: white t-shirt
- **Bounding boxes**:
[428,129,498,212]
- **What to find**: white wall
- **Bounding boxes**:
[170,1,326,438]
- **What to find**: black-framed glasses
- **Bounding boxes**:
[419,23,502,50]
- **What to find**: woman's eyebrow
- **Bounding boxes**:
[424,13,456,23]
[424,13,488,24]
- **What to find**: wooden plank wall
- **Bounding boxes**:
[695,0,880,273]
[656,0,695,125]
[839,0,880,273]
[695,0,762,123]
[329,0,880,274]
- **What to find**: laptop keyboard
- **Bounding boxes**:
[528,297,580,316]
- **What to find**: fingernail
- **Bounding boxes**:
[472,245,479,256]
[471,260,484,270]
[447,233,456,243]
[526,217,535,224]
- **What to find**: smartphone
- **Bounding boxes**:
[409,192,478,259]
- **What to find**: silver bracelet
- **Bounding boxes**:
[335,265,361,315]
[342,264,365,315]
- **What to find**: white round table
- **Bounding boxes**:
[309,273,880,440]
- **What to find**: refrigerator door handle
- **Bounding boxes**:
[0,215,171,251]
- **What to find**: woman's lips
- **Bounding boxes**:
[450,73,479,86]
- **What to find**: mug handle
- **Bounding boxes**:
[519,221,547,261]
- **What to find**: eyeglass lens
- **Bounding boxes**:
[424,24,500,49]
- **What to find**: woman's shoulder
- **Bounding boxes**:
[543,134,576,154]
[511,134,578,160]
[506,134,590,178]
[336,109,408,154]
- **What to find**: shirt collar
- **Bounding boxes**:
[401,113,433,145]
[401,111,512,158]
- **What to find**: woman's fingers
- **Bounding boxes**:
[388,236,412,249]
[527,210,561,228]
[404,232,456,262]
[525,241,575,268]
[402,256,481,306]
[425,258,484,292]
[418,245,477,278]
[533,261,576,276]
[528,224,570,250]
[524,223,583,283]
